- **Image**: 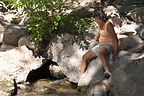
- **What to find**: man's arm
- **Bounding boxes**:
[107,22,118,59]
[91,30,100,42]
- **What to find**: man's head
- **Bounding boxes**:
[92,9,108,22]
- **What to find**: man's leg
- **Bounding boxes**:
[80,50,97,75]
[99,47,110,72]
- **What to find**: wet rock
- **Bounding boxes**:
[35,86,57,95]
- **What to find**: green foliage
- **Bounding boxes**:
[4,0,94,43]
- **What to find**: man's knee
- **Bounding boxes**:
[99,48,108,57]
[99,52,104,57]
[82,54,88,61]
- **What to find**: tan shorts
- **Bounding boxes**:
[91,44,114,56]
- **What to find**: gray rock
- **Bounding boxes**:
[119,24,138,36]
[0,46,43,83]
[18,35,36,52]
[110,57,144,96]
[78,57,104,86]
[86,83,107,96]
[0,24,4,44]
[112,51,144,69]
[0,24,4,33]
[82,51,144,96]
[114,0,143,4]
[46,32,109,96]
[58,43,87,83]
[118,35,143,51]
[3,25,27,46]
[127,7,144,24]
[0,1,8,12]
[46,30,97,83]
[136,25,144,39]
[0,91,9,96]
[49,64,65,79]
[0,44,15,51]
[104,6,123,27]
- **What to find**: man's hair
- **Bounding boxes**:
[92,9,108,21]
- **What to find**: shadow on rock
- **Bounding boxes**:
[26,59,59,83]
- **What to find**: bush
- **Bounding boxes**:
[3,0,95,43]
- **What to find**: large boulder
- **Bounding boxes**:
[57,43,105,83]
[118,35,143,51]
[0,45,43,83]
[84,50,144,96]
[3,25,27,46]
[110,56,144,96]
[46,32,109,96]
[46,28,97,83]
[18,35,36,52]
[46,29,144,95]
[119,24,138,36]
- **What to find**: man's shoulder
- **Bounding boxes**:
[106,21,113,28]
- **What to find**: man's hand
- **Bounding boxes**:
[112,52,117,60]
[91,39,97,42]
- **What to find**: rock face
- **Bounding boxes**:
[46,29,144,95]
[127,7,144,24]
[111,57,144,96]
[3,25,27,46]
[46,32,109,95]
[18,35,36,52]
[136,25,144,39]
[113,0,144,24]
[104,6,123,28]
[118,35,143,51]
[0,46,43,83]
[46,28,97,83]
[0,24,4,44]
[0,1,8,12]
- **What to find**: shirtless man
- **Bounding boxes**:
[80,9,118,79]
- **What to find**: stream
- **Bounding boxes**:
[16,79,84,96]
